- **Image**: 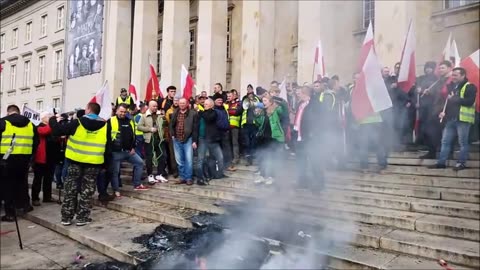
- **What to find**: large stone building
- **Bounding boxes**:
[1,0,479,115]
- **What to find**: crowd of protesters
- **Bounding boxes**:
[0,60,477,226]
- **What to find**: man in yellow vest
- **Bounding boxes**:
[429,67,477,171]
[226,90,241,167]
[49,102,111,226]
[115,88,135,111]
[0,105,38,221]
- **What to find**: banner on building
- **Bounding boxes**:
[66,0,104,79]
[22,105,41,126]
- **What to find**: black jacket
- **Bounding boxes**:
[199,108,223,143]
[445,79,477,122]
[300,99,322,142]
[108,117,135,152]
[49,115,111,166]
[169,109,199,144]
[0,113,39,158]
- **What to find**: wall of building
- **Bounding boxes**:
[0,0,66,116]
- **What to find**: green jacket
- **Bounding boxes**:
[256,106,285,143]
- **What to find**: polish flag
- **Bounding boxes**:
[460,49,480,112]
[351,46,392,121]
[397,21,416,93]
[89,80,112,120]
[278,77,288,101]
[180,64,194,99]
[313,40,325,81]
[442,33,452,62]
[145,63,161,101]
[357,21,374,72]
[450,39,461,67]
[128,83,140,108]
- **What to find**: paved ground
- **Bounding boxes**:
[1,218,110,269]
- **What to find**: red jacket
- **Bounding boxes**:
[34,123,52,164]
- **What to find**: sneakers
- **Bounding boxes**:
[227,166,237,172]
[32,200,41,206]
[114,191,122,198]
[98,193,115,202]
[427,164,446,169]
[265,177,274,185]
[134,184,149,191]
[254,176,265,184]
[148,175,157,185]
[155,175,169,183]
[61,220,72,226]
[76,218,92,226]
[452,163,466,171]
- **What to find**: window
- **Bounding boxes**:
[41,14,48,37]
[52,97,60,109]
[23,60,31,87]
[26,22,32,42]
[362,0,375,29]
[54,49,63,80]
[57,6,64,30]
[189,29,196,67]
[0,33,5,52]
[36,100,44,111]
[12,28,18,48]
[156,38,162,76]
[38,55,45,83]
[10,64,16,89]
[445,0,479,8]
[226,13,232,59]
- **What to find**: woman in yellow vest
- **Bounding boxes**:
[429,67,477,171]
[49,102,111,226]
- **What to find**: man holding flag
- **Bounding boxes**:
[115,88,135,112]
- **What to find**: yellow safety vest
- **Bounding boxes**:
[117,96,132,106]
[134,114,144,136]
[319,91,336,110]
[459,82,475,124]
[0,120,34,155]
[197,104,205,111]
[225,103,240,127]
[241,97,260,126]
[65,120,107,165]
[110,116,136,141]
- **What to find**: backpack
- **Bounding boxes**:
[215,108,230,131]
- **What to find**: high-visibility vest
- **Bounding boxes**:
[459,82,475,124]
[0,120,34,155]
[110,115,136,141]
[117,96,132,106]
[65,120,107,165]
[133,114,144,136]
[241,97,260,126]
[225,103,240,127]
[319,90,336,110]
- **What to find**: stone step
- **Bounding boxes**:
[365,157,479,168]
[379,151,480,160]
[380,229,479,267]
[24,204,158,265]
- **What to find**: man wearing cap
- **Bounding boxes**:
[116,88,135,112]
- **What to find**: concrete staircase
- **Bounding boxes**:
[24,149,480,269]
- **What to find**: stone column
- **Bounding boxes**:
[161,0,189,90]
[239,0,275,95]
[130,0,158,100]
[195,1,227,93]
[297,0,321,85]
[374,0,416,69]
[104,0,132,97]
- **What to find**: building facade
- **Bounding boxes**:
[1,0,479,115]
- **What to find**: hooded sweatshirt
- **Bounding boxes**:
[49,114,111,166]
[0,113,39,158]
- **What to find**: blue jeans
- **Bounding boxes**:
[111,151,144,189]
[173,137,193,181]
[135,135,145,159]
[196,138,224,180]
[54,158,69,186]
[438,120,471,165]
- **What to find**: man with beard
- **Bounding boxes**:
[413,61,438,145]
[419,60,452,159]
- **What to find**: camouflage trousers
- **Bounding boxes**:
[61,163,100,222]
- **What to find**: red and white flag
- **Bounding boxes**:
[145,62,161,101]
[128,83,140,108]
[460,49,480,112]
[357,21,374,72]
[398,21,416,93]
[180,64,194,99]
[89,80,112,120]
[442,32,452,62]
[313,40,325,81]
[450,39,461,67]
[351,47,392,121]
